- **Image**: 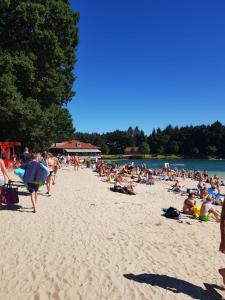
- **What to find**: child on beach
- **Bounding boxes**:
[23,153,48,213]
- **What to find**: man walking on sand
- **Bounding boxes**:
[219,198,225,283]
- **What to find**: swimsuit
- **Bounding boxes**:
[199,215,211,222]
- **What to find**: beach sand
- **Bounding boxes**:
[0,167,225,300]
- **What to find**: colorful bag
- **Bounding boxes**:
[6,186,19,204]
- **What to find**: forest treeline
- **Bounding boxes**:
[74,121,225,158]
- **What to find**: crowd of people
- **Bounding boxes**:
[94,160,225,223]
[0,148,78,213]
[1,150,225,221]
[0,147,99,213]
[2,151,225,284]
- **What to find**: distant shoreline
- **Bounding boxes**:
[101,154,223,161]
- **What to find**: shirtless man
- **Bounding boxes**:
[219,197,225,284]
[45,153,56,196]
[199,196,220,222]
[183,193,196,215]
[74,155,79,171]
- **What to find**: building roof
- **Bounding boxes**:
[49,140,100,150]
[65,149,101,153]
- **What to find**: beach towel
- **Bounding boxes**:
[23,161,48,185]
[14,168,25,181]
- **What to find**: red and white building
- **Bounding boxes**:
[49,140,101,158]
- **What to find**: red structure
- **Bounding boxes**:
[0,142,21,168]
[49,140,101,157]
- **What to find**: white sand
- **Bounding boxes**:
[0,167,225,300]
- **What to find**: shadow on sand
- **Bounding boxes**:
[0,204,33,213]
[18,191,30,196]
[123,273,224,300]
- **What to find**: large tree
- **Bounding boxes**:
[0,0,79,150]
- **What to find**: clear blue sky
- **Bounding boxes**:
[68,0,225,135]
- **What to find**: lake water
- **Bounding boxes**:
[115,159,225,178]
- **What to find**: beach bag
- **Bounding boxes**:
[1,183,19,205]
[164,207,180,219]
[0,191,7,204]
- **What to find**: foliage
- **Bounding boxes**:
[74,122,225,158]
[0,0,79,150]
[139,142,150,154]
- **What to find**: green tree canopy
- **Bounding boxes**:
[74,122,225,158]
[139,142,150,154]
[0,0,79,151]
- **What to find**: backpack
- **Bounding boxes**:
[164,207,180,219]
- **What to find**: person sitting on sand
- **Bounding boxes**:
[199,195,220,222]
[208,184,219,199]
[183,193,196,215]
[203,170,208,181]
[137,170,146,183]
[147,171,155,185]
[200,185,208,199]
[171,180,182,192]
[197,180,204,192]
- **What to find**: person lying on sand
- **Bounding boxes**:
[111,175,136,195]
[199,195,220,222]
[107,170,117,182]
[183,193,196,215]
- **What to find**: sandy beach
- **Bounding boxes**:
[0,167,225,300]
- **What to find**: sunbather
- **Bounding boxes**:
[183,193,196,215]
[199,195,220,222]
[171,180,182,192]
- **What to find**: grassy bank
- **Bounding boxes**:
[101,154,182,160]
